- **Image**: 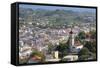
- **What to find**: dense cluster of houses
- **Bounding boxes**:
[19,22,96,63]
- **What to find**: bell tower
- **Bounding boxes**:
[69,25,75,52]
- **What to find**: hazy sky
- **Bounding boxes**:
[19,4,96,13]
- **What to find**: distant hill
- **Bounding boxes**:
[19,7,96,28]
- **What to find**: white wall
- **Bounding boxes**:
[0,0,99,68]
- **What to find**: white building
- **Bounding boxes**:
[63,55,78,61]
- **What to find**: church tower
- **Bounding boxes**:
[69,29,74,47]
[68,25,83,53]
[68,25,75,52]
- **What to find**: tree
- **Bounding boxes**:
[84,41,96,53]
[90,30,96,39]
[29,50,45,62]
[83,41,96,60]
[48,43,54,54]
[78,47,90,60]
[78,31,86,39]
[56,43,70,58]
